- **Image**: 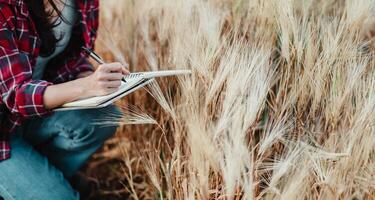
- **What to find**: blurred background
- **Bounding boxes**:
[83,0,375,199]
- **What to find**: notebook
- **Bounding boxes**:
[54,69,191,111]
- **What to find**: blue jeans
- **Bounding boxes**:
[0,105,120,200]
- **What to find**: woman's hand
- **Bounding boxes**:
[76,62,130,79]
[82,62,130,97]
[43,62,129,109]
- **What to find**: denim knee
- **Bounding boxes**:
[57,105,121,151]
[68,123,117,151]
[0,135,80,200]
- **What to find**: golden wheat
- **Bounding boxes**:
[96,0,375,199]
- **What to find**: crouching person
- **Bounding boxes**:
[0,0,128,199]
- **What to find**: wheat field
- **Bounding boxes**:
[87,0,375,199]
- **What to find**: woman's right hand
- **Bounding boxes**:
[82,62,129,98]
[43,62,130,109]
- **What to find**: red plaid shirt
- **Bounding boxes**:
[0,0,99,160]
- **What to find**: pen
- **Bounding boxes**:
[82,47,127,82]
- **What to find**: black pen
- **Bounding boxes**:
[82,47,127,82]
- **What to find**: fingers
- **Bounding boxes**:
[98,62,123,73]
[88,61,131,96]
[121,62,130,75]
[101,80,122,88]
[97,72,123,81]
[122,67,130,75]
[97,80,122,95]
[98,62,130,77]
[94,62,130,96]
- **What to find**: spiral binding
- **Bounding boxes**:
[124,73,143,80]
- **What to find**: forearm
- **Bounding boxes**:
[43,78,88,109]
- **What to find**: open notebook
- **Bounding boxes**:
[55,69,191,111]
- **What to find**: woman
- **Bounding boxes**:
[0,0,127,199]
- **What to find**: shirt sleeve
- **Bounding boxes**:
[0,24,53,118]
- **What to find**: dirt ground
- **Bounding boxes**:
[82,157,130,200]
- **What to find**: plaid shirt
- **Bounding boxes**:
[0,0,99,160]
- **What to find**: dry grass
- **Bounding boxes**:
[88,0,375,199]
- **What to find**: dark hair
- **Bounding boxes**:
[25,0,66,57]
